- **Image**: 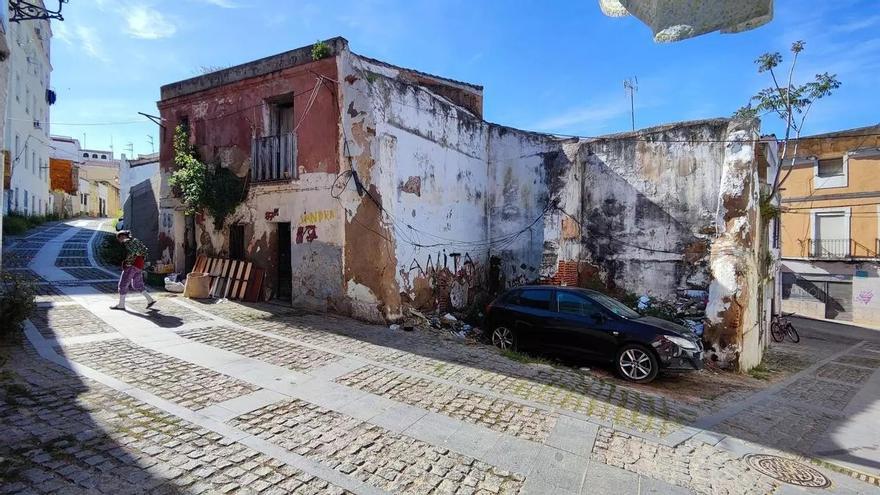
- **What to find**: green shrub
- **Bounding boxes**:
[100,234,125,266]
[311,40,331,61]
[2,214,29,235]
[0,272,37,340]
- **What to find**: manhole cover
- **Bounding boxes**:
[745,454,831,488]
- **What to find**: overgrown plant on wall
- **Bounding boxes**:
[734,40,841,194]
[311,40,331,61]
[168,125,245,229]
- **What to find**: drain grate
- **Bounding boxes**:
[745,454,831,488]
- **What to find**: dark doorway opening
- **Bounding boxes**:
[184,214,196,275]
[276,222,292,301]
[229,224,245,261]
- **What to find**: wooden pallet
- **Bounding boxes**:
[189,255,260,301]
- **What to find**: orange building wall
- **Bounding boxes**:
[780,130,880,259]
[49,158,77,194]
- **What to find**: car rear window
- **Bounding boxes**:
[517,289,552,310]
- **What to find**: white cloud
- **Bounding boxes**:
[198,0,241,7]
[532,100,630,134]
[54,23,109,62]
[76,26,109,61]
[124,6,177,39]
[53,21,73,44]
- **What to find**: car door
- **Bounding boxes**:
[509,288,555,350]
[551,291,618,360]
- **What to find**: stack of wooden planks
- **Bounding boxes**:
[191,255,265,302]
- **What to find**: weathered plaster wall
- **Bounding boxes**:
[335,52,493,321]
[158,53,343,303]
[486,126,576,288]
[578,121,728,295]
[487,119,765,369]
[361,56,490,313]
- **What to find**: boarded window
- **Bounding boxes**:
[817,157,844,178]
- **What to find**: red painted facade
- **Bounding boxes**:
[157,57,340,175]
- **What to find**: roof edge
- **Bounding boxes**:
[160,37,349,101]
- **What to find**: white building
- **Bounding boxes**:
[2,6,52,216]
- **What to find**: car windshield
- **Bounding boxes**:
[587,292,641,319]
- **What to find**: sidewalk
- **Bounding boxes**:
[2,218,879,494]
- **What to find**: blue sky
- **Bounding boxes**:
[49,0,880,158]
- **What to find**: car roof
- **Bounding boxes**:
[505,285,602,296]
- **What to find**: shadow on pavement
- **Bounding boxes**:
[2,220,182,493]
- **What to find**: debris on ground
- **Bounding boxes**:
[388,324,401,331]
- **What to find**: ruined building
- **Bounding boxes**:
[157,37,776,369]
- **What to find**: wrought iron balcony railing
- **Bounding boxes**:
[807,239,879,259]
[251,132,296,183]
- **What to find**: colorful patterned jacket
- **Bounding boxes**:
[124,238,148,268]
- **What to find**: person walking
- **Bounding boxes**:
[111,230,156,310]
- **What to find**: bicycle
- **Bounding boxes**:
[771,312,800,343]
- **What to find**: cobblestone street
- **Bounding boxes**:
[2,220,879,494]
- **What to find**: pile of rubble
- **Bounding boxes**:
[389,308,485,342]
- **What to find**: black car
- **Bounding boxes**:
[484,286,703,383]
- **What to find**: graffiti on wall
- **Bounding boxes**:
[293,210,335,244]
[857,289,874,305]
[300,209,335,224]
[296,225,318,244]
[399,249,485,311]
[265,208,280,221]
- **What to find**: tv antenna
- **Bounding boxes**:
[125,142,134,158]
[146,135,155,153]
[624,76,638,131]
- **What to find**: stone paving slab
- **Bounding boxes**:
[592,427,777,495]
[178,326,342,372]
[714,397,841,453]
[0,345,352,495]
[814,363,876,385]
[777,377,860,410]
[337,364,559,442]
[29,305,117,340]
[6,219,879,495]
[54,257,92,267]
[230,398,526,494]
[834,354,880,369]
[205,311,693,436]
[57,248,88,257]
[62,267,117,281]
[61,339,261,410]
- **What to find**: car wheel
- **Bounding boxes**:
[616,344,659,383]
[491,326,517,351]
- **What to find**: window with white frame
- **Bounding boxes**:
[817,158,844,177]
[813,155,848,189]
[812,210,849,258]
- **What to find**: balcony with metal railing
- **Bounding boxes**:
[807,238,879,259]
[251,133,296,183]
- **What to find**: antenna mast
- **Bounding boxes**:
[624,76,638,131]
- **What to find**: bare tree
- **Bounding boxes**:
[735,41,841,194]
